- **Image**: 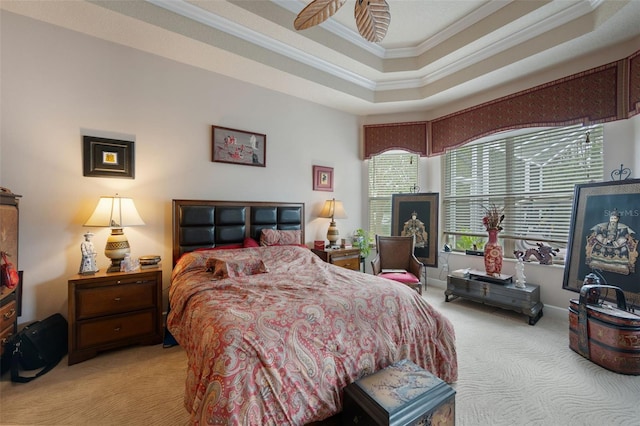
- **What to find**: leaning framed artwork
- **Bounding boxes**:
[563,178,640,299]
[212,125,266,167]
[391,193,439,267]
[83,136,134,179]
[312,165,334,192]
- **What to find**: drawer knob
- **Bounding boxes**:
[114,297,121,302]
[3,308,16,320]
[114,327,121,332]
[1,334,13,345]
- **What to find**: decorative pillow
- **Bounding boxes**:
[243,237,260,248]
[260,229,302,246]
[206,256,268,279]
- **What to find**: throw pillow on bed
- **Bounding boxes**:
[260,229,301,246]
[206,256,268,279]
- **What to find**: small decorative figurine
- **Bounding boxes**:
[79,232,98,274]
[514,242,559,265]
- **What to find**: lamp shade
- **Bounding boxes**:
[319,199,347,220]
[84,196,145,228]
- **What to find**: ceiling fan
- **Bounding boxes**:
[294,0,391,43]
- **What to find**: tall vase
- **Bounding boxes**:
[484,229,503,277]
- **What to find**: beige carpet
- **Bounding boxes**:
[1,288,639,426]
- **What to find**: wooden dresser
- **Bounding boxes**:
[0,190,21,372]
[67,269,163,365]
[312,247,361,271]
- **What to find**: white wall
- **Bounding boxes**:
[0,12,363,324]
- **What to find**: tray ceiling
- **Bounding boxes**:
[2,0,639,116]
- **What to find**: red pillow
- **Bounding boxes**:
[243,237,260,248]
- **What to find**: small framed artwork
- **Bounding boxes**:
[313,165,334,192]
[563,178,640,300]
[83,136,134,179]
[212,125,266,167]
[392,193,439,267]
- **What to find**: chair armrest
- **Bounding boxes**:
[408,255,423,279]
[371,255,381,275]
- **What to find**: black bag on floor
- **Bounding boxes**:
[8,313,68,383]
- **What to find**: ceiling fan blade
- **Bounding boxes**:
[294,0,348,31]
[354,0,390,43]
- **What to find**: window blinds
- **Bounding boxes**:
[368,152,419,237]
[443,124,604,246]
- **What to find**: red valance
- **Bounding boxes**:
[364,50,638,158]
[363,121,427,159]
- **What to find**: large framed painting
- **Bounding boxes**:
[563,179,640,300]
[391,193,439,267]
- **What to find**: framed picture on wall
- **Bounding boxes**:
[391,193,439,267]
[83,136,135,179]
[312,165,334,192]
[563,178,640,301]
[211,125,266,167]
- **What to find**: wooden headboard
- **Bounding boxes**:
[172,199,305,265]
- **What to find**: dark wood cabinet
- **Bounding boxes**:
[446,273,543,325]
[68,269,162,365]
[0,190,20,372]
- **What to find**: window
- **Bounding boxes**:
[368,151,419,237]
[443,124,604,261]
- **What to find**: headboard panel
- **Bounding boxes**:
[172,200,305,265]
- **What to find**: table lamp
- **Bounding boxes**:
[319,198,347,248]
[84,194,145,272]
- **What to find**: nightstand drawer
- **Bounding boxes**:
[1,323,15,356]
[0,298,17,331]
[76,310,156,349]
[332,255,360,271]
[76,282,156,320]
[312,248,362,272]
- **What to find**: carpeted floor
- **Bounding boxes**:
[1,287,639,425]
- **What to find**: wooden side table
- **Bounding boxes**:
[311,247,361,271]
[68,269,163,365]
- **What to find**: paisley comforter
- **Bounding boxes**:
[168,245,457,425]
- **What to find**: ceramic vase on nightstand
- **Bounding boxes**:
[484,228,503,277]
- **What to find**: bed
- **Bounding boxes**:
[168,199,457,425]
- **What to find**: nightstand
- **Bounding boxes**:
[67,269,162,365]
[1,286,18,372]
[312,247,361,271]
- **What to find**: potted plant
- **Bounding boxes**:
[353,228,373,259]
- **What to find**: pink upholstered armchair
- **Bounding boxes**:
[371,235,423,294]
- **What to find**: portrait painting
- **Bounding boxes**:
[391,193,439,267]
[563,179,640,300]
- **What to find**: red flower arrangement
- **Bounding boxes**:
[482,204,505,231]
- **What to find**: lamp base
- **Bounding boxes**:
[104,228,130,273]
[327,220,340,247]
[106,259,124,273]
